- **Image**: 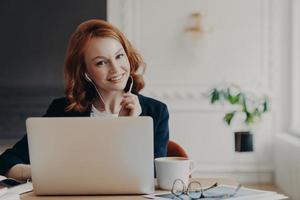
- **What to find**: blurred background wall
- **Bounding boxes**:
[0,0,106,139]
[108,0,291,183]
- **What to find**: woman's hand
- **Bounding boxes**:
[5,164,31,182]
[119,93,141,116]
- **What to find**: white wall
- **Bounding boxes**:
[291,0,300,134]
[275,133,300,200]
[108,0,291,183]
[274,1,300,199]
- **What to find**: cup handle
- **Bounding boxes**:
[189,160,197,175]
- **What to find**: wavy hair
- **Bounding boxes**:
[64,19,145,112]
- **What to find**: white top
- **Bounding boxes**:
[90,104,119,118]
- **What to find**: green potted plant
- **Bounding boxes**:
[207,84,269,152]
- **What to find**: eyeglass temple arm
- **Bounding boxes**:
[209,183,242,198]
[203,182,218,191]
[231,183,242,196]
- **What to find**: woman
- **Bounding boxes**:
[0,19,169,181]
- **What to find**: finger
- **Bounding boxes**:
[121,96,134,101]
[121,100,135,109]
[122,93,138,99]
[125,103,142,116]
[120,96,137,105]
[122,94,139,105]
[125,103,135,110]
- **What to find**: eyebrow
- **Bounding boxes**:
[90,48,124,63]
[114,48,123,55]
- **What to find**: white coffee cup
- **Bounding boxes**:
[154,157,195,190]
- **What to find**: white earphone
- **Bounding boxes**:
[84,73,106,107]
[128,76,133,93]
[84,73,134,115]
[85,73,92,82]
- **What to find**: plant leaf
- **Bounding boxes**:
[242,102,247,113]
[253,108,261,117]
[224,111,235,125]
[229,93,241,104]
[211,89,220,104]
[263,100,268,112]
[245,112,254,124]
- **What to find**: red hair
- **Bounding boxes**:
[64,19,145,112]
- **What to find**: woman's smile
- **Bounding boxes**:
[107,73,126,82]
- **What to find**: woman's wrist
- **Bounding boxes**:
[5,164,31,182]
[21,164,31,181]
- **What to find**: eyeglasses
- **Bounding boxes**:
[171,179,242,199]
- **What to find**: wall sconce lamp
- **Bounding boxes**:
[184,12,204,40]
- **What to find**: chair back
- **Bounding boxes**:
[167,140,188,158]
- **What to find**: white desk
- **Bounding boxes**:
[21,178,238,200]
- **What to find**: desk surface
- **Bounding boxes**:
[21,178,238,200]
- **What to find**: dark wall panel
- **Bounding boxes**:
[0,0,106,87]
[0,0,106,139]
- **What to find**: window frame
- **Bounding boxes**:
[291,0,300,134]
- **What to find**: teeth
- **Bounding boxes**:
[110,74,123,81]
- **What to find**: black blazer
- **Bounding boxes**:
[0,94,169,175]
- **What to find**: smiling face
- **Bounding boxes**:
[84,37,130,94]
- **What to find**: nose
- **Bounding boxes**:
[109,60,121,74]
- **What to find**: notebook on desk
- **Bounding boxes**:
[26,117,154,195]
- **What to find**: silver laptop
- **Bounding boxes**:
[26,117,154,195]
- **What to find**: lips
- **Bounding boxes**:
[108,73,125,82]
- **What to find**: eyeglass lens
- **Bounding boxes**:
[172,179,186,197]
[187,181,202,199]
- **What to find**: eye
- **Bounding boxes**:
[116,53,125,59]
[96,60,106,66]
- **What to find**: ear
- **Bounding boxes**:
[85,73,92,82]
